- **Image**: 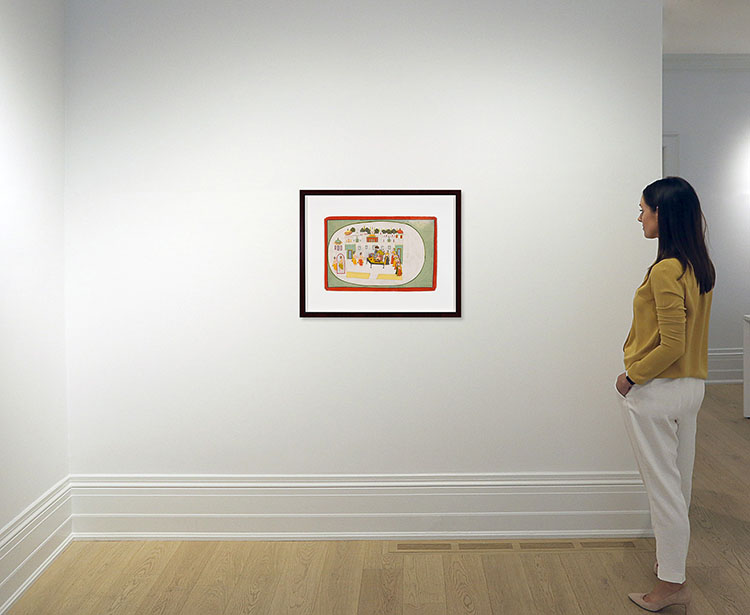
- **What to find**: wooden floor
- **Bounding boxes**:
[9,384,749,615]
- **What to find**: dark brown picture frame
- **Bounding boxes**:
[300,190,461,317]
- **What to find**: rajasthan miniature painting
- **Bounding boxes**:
[325,217,437,291]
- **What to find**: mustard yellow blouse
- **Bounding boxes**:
[623,258,712,384]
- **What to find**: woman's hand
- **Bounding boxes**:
[616,372,633,397]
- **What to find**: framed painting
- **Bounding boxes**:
[300,190,461,317]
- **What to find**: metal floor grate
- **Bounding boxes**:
[390,538,654,554]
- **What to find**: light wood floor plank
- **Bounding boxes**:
[221,540,287,615]
[312,540,366,615]
[556,552,633,615]
[695,419,750,488]
[588,550,665,615]
[403,553,446,615]
[520,553,583,615]
[442,553,493,614]
[134,541,219,615]
[481,553,537,615]
[362,540,391,569]
[267,541,327,615]
[688,500,750,612]
[686,566,748,615]
[78,541,180,615]
[357,568,403,615]
[693,492,750,576]
[704,384,743,418]
[358,542,403,615]
[179,541,256,615]
[56,541,138,615]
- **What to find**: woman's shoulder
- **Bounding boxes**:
[649,258,692,290]
[652,258,684,276]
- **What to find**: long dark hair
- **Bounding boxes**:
[642,177,715,294]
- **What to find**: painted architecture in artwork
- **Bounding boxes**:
[326,220,429,288]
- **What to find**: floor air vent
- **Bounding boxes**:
[392,539,651,554]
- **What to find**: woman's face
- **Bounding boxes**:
[638,196,659,239]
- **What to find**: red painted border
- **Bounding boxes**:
[324,216,437,291]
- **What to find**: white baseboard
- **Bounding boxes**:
[69,473,652,541]
[0,479,72,614]
[663,54,750,71]
[708,348,743,383]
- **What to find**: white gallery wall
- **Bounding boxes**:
[0,0,68,533]
[663,57,750,382]
[0,0,70,608]
[62,0,661,537]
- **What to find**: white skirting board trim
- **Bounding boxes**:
[708,347,743,383]
[69,472,653,540]
[663,54,750,71]
[0,480,72,614]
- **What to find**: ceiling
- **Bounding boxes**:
[664,0,750,54]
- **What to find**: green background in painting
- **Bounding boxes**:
[325,219,436,289]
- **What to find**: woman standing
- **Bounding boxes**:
[616,177,715,613]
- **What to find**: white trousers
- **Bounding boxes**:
[618,377,705,584]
